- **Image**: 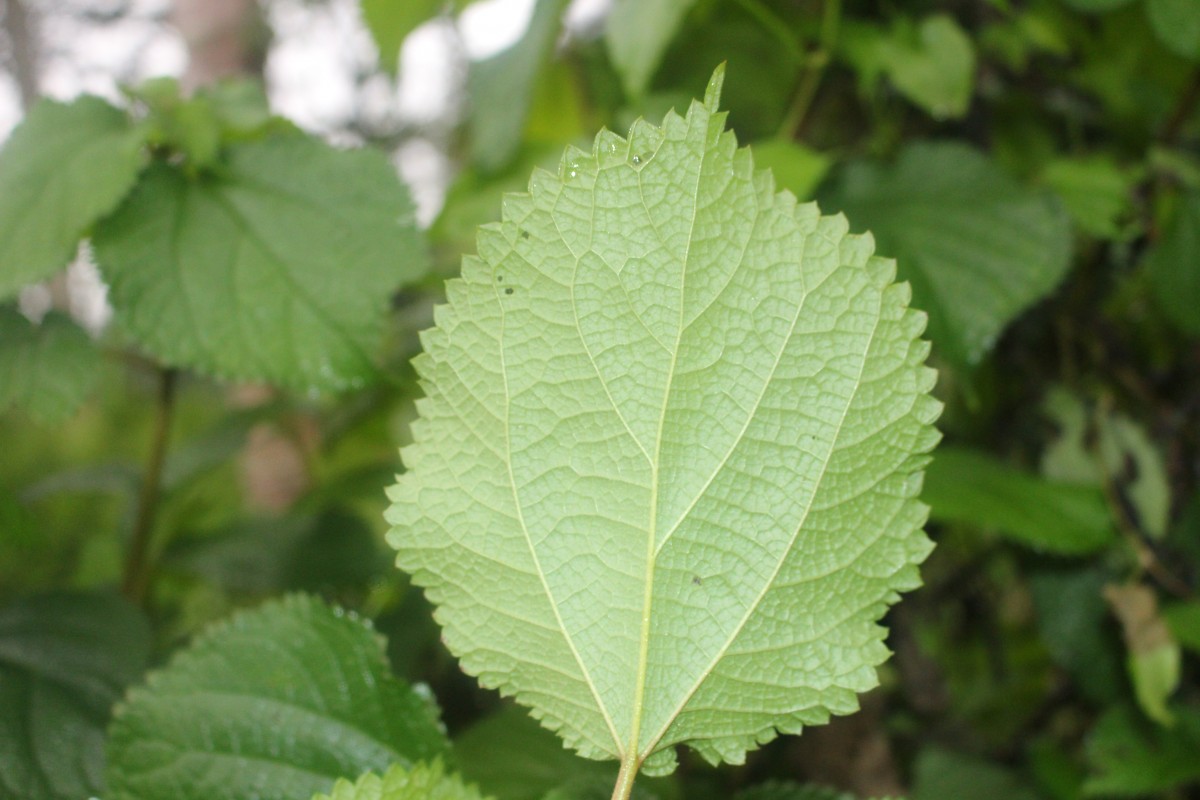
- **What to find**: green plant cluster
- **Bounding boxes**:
[1,0,1198,799]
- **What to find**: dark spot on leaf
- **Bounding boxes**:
[505,288,514,295]
[496,275,504,283]
[692,575,702,586]
[520,230,530,239]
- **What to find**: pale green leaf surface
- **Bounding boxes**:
[0,96,143,300]
[105,594,449,800]
[313,761,489,800]
[923,446,1115,555]
[93,134,427,392]
[606,0,701,98]
[823,142,1072,364]
[1146,192,1200,336]
[1146,0,1200,59]
[0,309,99,423]
[388,68,940,775]
[469,0,567,172]
[0,591,150,800]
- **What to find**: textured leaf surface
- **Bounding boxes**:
[923,447,1114,555]
[0,96,143,300]
[0,591,150,800]
[823,142,1072,363]
[388,69,940,775]
[105,595,449,800]
[313,762,489,800]
[0,309,99,423]
[93,134,427,392]
[606,0,700,98]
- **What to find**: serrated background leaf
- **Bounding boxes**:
[388,70,939,775]
[0,591,150,800]
[93,134,427,392]
[0,309,99,423]
[105,594,449,800]
[822,142,1072,364]
[314,761,490,800]
[0,96,143,300]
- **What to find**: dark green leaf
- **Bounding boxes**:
[93,134,428,392]
[1060,0,1137,10]
[923,447,1114,554]
[733,782,856,800]
[0,96,143,299]
[106,594,449,800]
[0,309,99,423]
[1163,601,1200,654]
[1146,192,1200,336]
[912,748,1040,800]
[823,142,1072,364]
[1084,705,1200,795]
[1146,0,1200,59]
[1030,567,1124,703]
[0,591,151,800]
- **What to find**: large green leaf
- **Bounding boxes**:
[0,308,99,423]
[0,591,150,800]
[313,761,489,800]
[822,142,1072,364]
[1084,705,1200,795]
[105,594,449,800]
[1146,192,1200,336]
[1146,0,1200,59]
[387,67,940,782]
[922,446,1115,555]
[93,134,427,392]
[0,96,143,300]
[606,0,701,98]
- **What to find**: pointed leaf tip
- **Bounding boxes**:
[705,63,726,109]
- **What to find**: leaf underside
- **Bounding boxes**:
[387,67,940,775]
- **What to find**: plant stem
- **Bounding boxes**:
[120,366,178,606]
[778,0,842,140]
[610,752,640,800]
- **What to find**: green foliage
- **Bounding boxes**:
[388,67,939,780]
[0,309,99,423]
[313,761,490,800]
[0,96,143,299]
[823,142,1072,364]
[94,134,425,392]
[0,592,150,800]
[105,595,449,800]
[4,0,1200,799]
[923,447,1114,554]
